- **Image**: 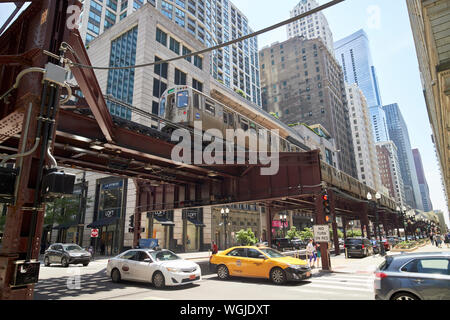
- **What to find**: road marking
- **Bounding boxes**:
[297,283,373,292]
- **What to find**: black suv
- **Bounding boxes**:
[344,238,373,258]
[271,238,293,251]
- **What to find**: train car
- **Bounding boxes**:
[159,86,304,153]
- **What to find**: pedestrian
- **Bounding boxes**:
[433,234,438,247]
[429,233,434,245]
[211,241,218,254]
[306,239,316,268]
[436,234,442,248]
[445,232,450,249]
[315,242,321,268]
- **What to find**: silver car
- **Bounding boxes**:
[375,252,450,300]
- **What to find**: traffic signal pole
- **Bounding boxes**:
[315,192,331,271]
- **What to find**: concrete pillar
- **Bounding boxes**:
[173,209,183,249]
[203,206,212,249]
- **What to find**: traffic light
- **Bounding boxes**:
[129,214,134,228]
[322,191,331,223]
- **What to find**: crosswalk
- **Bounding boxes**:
[288,273,375,300]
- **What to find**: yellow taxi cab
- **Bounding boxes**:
[209,245,312,285]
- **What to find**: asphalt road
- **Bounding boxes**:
[34,259,376,300]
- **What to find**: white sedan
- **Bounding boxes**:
[106,248,202,288]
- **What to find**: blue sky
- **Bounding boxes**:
[0,1,448,226]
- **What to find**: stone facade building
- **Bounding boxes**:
[259,36,357,178]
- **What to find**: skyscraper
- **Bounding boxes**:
[259,36,357,178]
[78,0,262,106]
[346,84,382,190]
[383,103,423,210]
[376,141,406,206]
[334,29,382,108]
[287,0,334,55]
[412,148,433,212]
[369,105,390,142]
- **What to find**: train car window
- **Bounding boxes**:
[229,113,235,126]
[193,92,200,109]
[240,118,249,131]
[177,91,189,108]
[205,101,215,116]
[159,97,166,116]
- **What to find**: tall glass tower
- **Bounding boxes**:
[383,103,423,210]
[334,29,382,108]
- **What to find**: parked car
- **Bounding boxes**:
[44,243,91,267]
[375,252,450,300]
[387,237,400,246]
[291,239,307,249]
[210,246,311,285]
[344,238,373,258]
[106,248,201,289]
[271,238,293,251]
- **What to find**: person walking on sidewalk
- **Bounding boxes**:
[306,239,316,268]
[436,234,443,248]
[445,232,450,249]
[315,242,321,268]
[429,233,434,245]
[211,241,218,255]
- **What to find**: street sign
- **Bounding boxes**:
[91,229,99,238]
[313,225,330,242]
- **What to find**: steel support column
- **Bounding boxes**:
[329,190,340,255]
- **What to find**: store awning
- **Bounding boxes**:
[52,222,79,230]
[154,216,175,226]
[187,217,206,228]
[87,217,119,228]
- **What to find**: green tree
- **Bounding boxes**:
[235,228,257,246]
[299,227,314,241]
[44,195,92,226]
[286,226,300,240]
[346,229,362,237]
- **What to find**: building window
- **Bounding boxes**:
[174,68,187,85]
[156,27,168,46]
[169,37,180,54]
[194,55,203,69]
[193,79,203,92]
[153,79,167,98]
[154,56,168,79]
[183,46,192,62]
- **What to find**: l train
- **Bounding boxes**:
[158,86,307,153]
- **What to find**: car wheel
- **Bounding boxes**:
[83,262,89,267]
[391,292,419,301]
[217,265,230,280]
[44,256,50,267]
[61,257,69,268]
[270,267,287,285]
[111,268,121,283]
[152,272,165,289]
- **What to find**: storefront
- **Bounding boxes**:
[147,210,175,250]
[183,209,205,252]
[88,178,126,256]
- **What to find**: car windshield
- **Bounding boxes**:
[63,245,83,251]
[259,248,284,258]
[345,239,362,245]
[150,250,181,261]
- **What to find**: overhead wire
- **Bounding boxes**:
[68,0,345,71]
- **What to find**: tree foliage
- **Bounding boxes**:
[299,227,314,241]
[236,228,258,246]
[286,226,300,240]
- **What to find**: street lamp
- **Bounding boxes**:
[221,207,230,249]
[280,214,288,238]
[367,192,385,256]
